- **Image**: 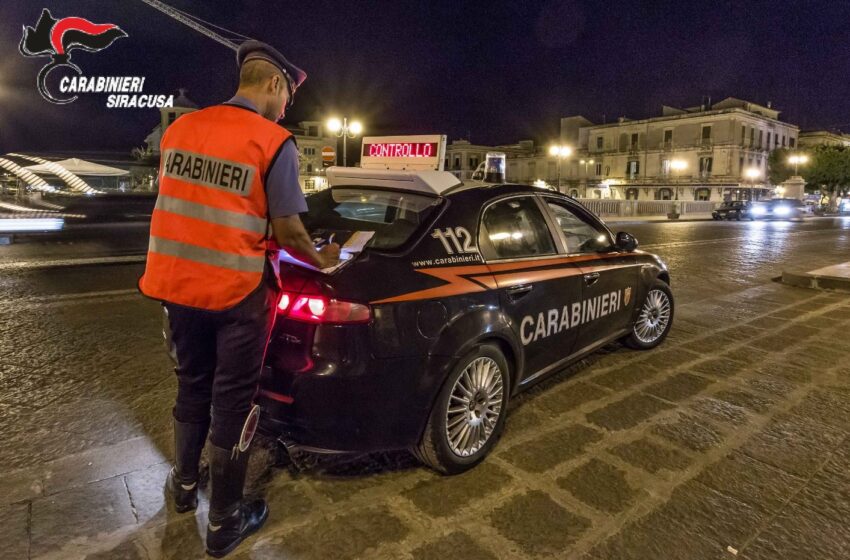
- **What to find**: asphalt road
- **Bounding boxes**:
[1,216,848,302]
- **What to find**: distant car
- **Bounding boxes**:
[750,198,805,221]
[712,201,752,221]
[839,198,850,215]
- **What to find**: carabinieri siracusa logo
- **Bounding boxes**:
[18,8,127,104]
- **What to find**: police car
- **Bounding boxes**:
[257,136,673,474]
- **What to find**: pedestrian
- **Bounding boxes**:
[139,40,339,557]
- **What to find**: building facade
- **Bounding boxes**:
[798,130,850,148]
[568,98,799,201]
[446,97,800,201]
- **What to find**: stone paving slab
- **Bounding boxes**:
[3,257,850,558]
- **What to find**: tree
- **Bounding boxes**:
[767,148,794,185]
[805,144,850,210]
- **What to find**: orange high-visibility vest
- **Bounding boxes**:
[139,104,292,310]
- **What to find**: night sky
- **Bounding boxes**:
[2,0,850,155]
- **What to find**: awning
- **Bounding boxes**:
[24,158,129,177]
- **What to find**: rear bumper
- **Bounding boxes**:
[257,354,450,453]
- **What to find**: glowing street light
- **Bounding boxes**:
[548,144,572,192]
[326,117,363,167]
[669,159,687,200]
[788,154,808,175]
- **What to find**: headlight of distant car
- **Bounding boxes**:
[752,206,767,216]
[774,206,791,217]
[841,200,850,210]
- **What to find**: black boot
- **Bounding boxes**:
[165,419,209,513]
[205,444,268,558]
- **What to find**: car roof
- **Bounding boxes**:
[444,182,563,201]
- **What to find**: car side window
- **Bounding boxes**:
[545,200,615,254]
[479,197,556,260]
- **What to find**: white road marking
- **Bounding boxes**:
[0,254,146,270]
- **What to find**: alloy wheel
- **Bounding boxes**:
[633,289,672,344]
[445,357,504,457]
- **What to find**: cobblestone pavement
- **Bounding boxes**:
[1,219,849,559]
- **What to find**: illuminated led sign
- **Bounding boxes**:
[360,135,446,171]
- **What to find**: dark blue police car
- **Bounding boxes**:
[256,166,673,474]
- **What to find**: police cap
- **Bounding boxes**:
[236,40,307,93]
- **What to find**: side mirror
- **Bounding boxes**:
[615,231,638,252]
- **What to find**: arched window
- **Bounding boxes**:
[656,188,673,200]
[694,188,710,201]
[569,189,579,198]
[625,188,639,200]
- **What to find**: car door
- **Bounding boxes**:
[478,195,584,382]
[540,196,640,354]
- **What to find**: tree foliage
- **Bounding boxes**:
[767,148,793,185]
[768,144,850,209]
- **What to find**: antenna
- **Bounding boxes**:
[137,0,248,51]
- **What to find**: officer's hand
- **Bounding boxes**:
[319,243,341,268]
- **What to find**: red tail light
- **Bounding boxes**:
[277,291,371,324]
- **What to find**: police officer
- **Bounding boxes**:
[139,41,339,557]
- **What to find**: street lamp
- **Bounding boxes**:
[548,144,572,192]
[788,154,808,176]
[670,159,687,200]
[326,117,363,167]
[745,166,762,200]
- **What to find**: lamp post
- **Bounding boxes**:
[745,166,762,200]
[788,154,808,176]
[670,158,687,200]
[548,144,572,193]
[326,117,363,167]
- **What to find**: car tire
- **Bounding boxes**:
[622,279,674,350]
[414,343,510,475]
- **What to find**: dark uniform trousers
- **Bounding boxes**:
[165,272,278,450]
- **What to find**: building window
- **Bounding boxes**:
[661,159,671,176]
[699,157,713,177]
[619,134,629,152]
[625,188,639,200]
[767,132,771,148]
[306,163,313,173]
[596,136,603,149]
[741,125,746,144]
[308,126,319,137]
[749,127,754,147]
[694,187,711,201]
[626,160,639,179]
[302,147,316,156]
[444,158,449,170]
[758,130,763,149]
[569,188,580,198]
[656,188,673,200]
[469,157,479,169]
[605,165,611,176]
[168,112,177,125]
[789,137,796,148]
[782,135,786,147]
[454,157,461,169]
[775,134,779,147]
[595,162,602,176]
[739,156,744,172]
[630,133,639,149]
[663,129,673,147]
[701,125,712,145]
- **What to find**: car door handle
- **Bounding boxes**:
[583,272,600,286]
[506,284,533,301]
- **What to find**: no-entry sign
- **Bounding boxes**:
[321,146,335,163]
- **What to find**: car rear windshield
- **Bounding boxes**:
[302,188,442,250]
